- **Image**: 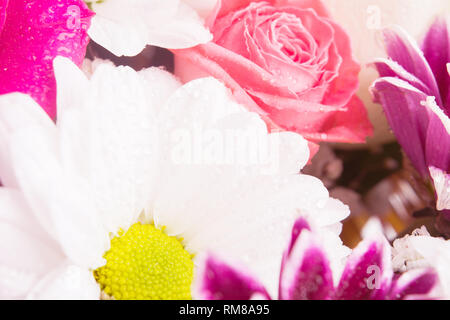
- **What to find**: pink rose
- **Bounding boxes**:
[173,0,373,150]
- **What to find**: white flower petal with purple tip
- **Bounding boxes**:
[279,229,334,300]
[196,255,270,300]
[389,268,439,300]
[335,235,392,300]
[197,216,441,300]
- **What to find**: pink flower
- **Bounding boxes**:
[0,0,93,119]
[173,0,373,149]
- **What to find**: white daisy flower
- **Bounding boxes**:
[0,57,349,300]
[85,0,216,57]
[392,227,450,298]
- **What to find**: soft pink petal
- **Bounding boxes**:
[256,94,372,143]
[275,0,330,18]
[0,0,93,119]
[320,20,361,108]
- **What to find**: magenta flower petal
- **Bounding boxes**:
[422,17,450,113]
[0,0,93,119]
[424,99,450,173]
[197,255,271,300]
[371,78,430,176]
[373,59,430,95]
[279,231,334,300]
[335,236,392,300]
[285,217,311,257]
[389,269,439,300]
[0,0,6,31]
[383,27,442,106]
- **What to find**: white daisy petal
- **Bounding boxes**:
[26,262,100,300]
[182,0,217,18]
[0,93,54,188]
[78,63,179,233]
[150,78,348,295]
[9,126,108,269]
[429,166,450,211]
[0,189,64,299]
[88,0,212,56]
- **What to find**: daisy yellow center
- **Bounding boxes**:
[94,223,194,300]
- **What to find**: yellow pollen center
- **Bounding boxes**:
[94,223,194,300]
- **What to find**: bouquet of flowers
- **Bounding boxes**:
[0,0,449,301]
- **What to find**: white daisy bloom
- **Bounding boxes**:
[392,227,450,298]
[85,0,216,57]
[0,57,349,300]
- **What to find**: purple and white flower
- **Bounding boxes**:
[197,217,440,300]
[371,18,450,227]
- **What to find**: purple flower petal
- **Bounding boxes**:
[372,58,430,95]
[285,217,311,257]
[335,235,393,300]
[389,268,439,300]
[423,98,450,173]
[197,255,271,300]
[279,230,334,300]
[0,0,93,119]
[383,27,442,107]
[371,78,430,176]
[422,17,450,114]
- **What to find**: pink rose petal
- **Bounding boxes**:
[174,0,372,147]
